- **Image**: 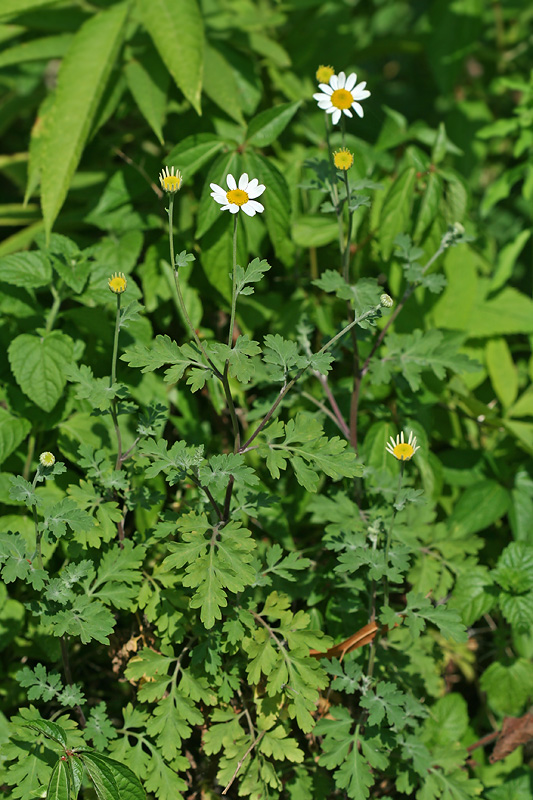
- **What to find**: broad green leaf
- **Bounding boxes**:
[41,2,129,236]
[490,229,530,292]
[46,759,70,800]
[124,49,169,144]
[0,33,72,68]
[203,44,245,125]
[413,172,442,242]
[431,121,447,164]
[0,407,30,467]
[379,167,417,260]
[447,480,509,536]
[165,133,225,183]
[469,287,533,336]
[81,751,120,800]
[486,338,518,408]
[480,658,533,715]
[243,151,293,264]
[22,718,68,747]
[246,101,301,148]
[292,215,338,248]
[8,330,74,412]
[447,566,495,626]
[137,0,204,114]
[0,0,61,19]
[78,752,145,800]
[0,251,51,288]
[196,150,240,239]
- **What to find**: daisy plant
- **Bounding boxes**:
[313,70,371,125]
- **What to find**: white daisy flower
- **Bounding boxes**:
[210,173,265,217]
[313,71,371,125]
[386,430,420,462]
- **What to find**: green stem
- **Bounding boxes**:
[45,285,62,333]
[228,214,238,348]
[30,469,42,569]
[110,294,123,471]
[167,195,221,376]
[22,432,36,481]
[239,303,382,452]
[342,169,354,283]
[383,460,405,608]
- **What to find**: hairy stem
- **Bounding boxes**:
[228,214,238,348]
[167,195,221,377]
[60,635,86,728]
[110,293,123,472]
[383,460,405,608]
[240,304,381,452]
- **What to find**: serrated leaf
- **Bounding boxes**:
[138,0,203,114]
[164,512,256,628]
[0,406,31,467]
[8,330,74,412]
[0,251,52,288]
[379,167,417,260]
[49,595,115,644]
[41,2,130,235]
[81,751,120,800]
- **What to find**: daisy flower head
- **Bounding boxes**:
[108,272,127,294]
[39,451,55,467]
[159,165,182,194]
[313,71,371,125]
[333,147,354,170]
[316,65,335,84]
[386,431,420,462]
[210,173,265,217]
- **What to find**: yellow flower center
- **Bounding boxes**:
[39,451,55,467]
[331,88,354,110]
[393,443,415,460]
[108,273,127,294]
[226,189,249,206]
[333,148,354,170]
[316,65,335,83]
[161,175,182,192]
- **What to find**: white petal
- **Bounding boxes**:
[325,106,336,114]
[352,102,364,118]
[314,92,332,103]
[343,108,353,118]
[211,194,227,205]
[226,174,237,190]
[247,199,264,213]
[337,71,346,88]
[210,182,225,194]
[332,108,341,125]
[228,204,239,213]
[345,73,357,91]
[248,183,265,198]
[238,172,249,190]
[330,74,338,90]
[318,99,332,110]
[247,178,259,192]
[241,202,256,217]
[318,83,333,95]
[353,85,371,101]
[219,204,232,211]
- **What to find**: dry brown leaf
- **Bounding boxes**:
[490,713,533,763]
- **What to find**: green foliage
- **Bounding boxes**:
[0,1,531,798]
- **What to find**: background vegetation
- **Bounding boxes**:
[0,0,533,798]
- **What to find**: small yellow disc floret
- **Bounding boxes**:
[386,431,420,462]
[316,65,335,83]
[333,148,354,170]
[159,165,182,194]
[108,272,127,294]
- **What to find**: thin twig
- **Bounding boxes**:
[222,730,265,795]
